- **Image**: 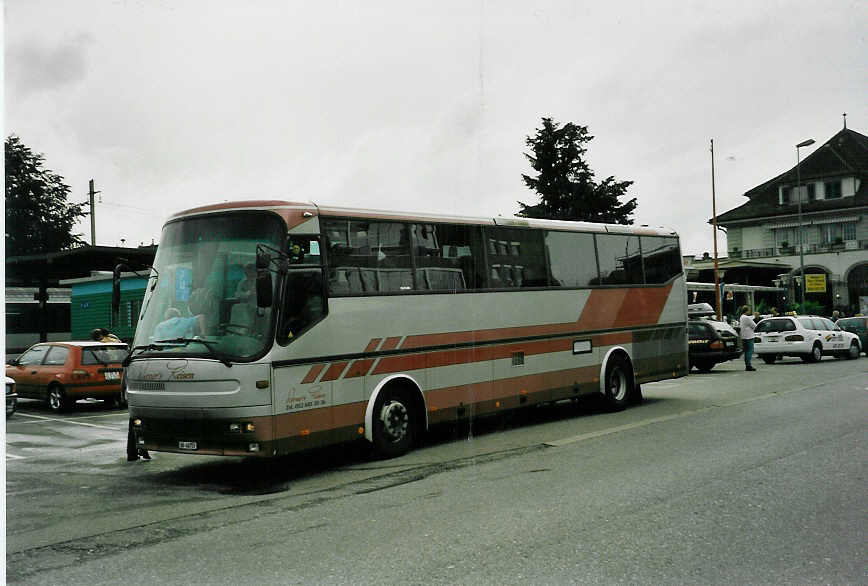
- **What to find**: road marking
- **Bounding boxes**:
[545,408,711,447]
[6,453,26,460]
[68,411,130,420]
[10,412,121,430]
[547,373,866,447]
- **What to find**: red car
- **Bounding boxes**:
[7,342,128,412]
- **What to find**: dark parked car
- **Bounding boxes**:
[687,302,741,372]
[688,319,741,372]
[7,342,128,412]
[835,316,868,355]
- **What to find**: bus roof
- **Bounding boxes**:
[169,200,678,237]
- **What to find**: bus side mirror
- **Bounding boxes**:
[256,250,270,270]
[256,270,273,308]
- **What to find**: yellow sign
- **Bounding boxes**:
[805,274,827,293]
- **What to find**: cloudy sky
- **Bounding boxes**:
[4,0,866,255]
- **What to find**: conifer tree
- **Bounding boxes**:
[5,135,87,256]
[518,118,637,224]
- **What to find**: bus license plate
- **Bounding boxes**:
[178,441,198,450]
[104,372,120,380]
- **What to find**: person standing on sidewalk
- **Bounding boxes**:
[739,305,757,372]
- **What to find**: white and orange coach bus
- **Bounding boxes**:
[121,200,687,458]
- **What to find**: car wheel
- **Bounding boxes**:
[602,354,634,410]
[846,341,860,360]
[371,387,416,458]
[694,360,714,373]
[761,355,776,365]
[47,385,70,412]
[803,343,822,363]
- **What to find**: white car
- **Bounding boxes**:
[753,315,862,363]
[6,375,17,418]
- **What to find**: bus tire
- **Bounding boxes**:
[47,384,70,413]
[371,387,416,458]
[602,353,633,411]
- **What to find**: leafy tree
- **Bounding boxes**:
[5,135,87,256]
[517,117,637,224]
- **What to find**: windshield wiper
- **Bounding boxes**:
[122,338,233,367]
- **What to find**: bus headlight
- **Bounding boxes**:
[229,422,256,433]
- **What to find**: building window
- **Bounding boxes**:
[843,222,856,241]
[776,228,796,247]
[806,183,816,202]
[821,224,843,244]
[780,187,791,205]
[824,180,842,199]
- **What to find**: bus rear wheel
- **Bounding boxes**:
[602,354,633,411]
[372,388,416,458]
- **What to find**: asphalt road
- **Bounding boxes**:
[5,355,867,585]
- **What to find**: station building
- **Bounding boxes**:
[714,125,868,315]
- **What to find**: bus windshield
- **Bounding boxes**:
[133,211,285,361]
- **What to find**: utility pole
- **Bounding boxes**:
[88,179,101,245]
[711,139,722,321]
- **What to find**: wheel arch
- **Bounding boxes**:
[598,346,635,395]
[364,374,428,443]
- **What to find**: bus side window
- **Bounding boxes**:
[641,236,682,284]
[411,223,483,291]
[596,233,644,286]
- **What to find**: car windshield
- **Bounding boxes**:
[755,318,796,333]
[133,211,284,362]
[81,346,129,365]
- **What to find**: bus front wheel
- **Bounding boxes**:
[372,388,416,458]
[602,354,633,411]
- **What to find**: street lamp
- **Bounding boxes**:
[795,138,815,311]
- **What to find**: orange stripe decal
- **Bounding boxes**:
[320,362,350,382]
[364,338,382,353]
[372,338,573,376]
[381,337,402,351]
[576,289,629,331]
[301,364,325,384]
[401,322,582,349]
[345,359,376,378]
[613,284,672,328]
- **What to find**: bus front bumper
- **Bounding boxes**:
[130,406,275,457]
